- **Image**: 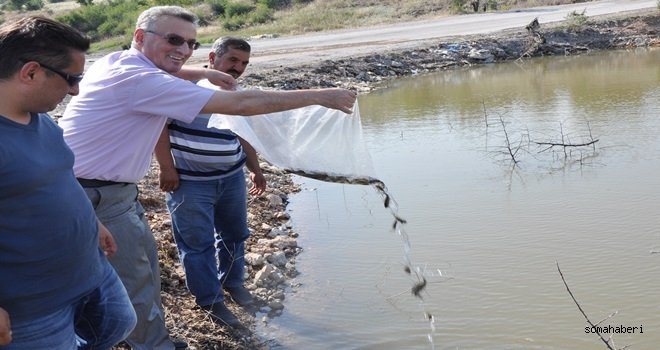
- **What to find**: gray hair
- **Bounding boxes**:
[211,36,251,57]
[135,6,199,30]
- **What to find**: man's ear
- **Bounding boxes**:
[208,52,216,66]
[19,61,39,84]
[133,28,145,48]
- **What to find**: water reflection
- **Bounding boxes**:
[360,48,659,121]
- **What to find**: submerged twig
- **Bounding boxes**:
[557,262,617,350]
[499,116,519,164]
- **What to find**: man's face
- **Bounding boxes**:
[137,16,197,74]
[40,50,85,112]
[210,47,250,79]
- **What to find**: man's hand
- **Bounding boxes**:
[248,172,267,196]
[98,221,117,258]
[0,307,12,346]
[159,167,180,192]
[319,88,357,114]
[206,69,237,91]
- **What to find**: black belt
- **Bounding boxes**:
[76,178,131,187]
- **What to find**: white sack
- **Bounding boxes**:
[205,82,378,183]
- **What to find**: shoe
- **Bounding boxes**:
[226,285,254,306]
[201,302,242,328]
[172,338,188,349]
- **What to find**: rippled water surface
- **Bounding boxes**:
[258,48,660,350]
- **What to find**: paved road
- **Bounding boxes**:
[187,0,656,69]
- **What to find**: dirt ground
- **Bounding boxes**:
[115,11,658,350]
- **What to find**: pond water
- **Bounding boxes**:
[257,48,660,350]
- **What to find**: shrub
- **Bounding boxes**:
[206,0,227,15]
[8,0,44,11]
[256,0,290,8]
[565,9,588,30]
[224,0,253,18]
[486,0,498,11]
[251,2,272,23]
[222,15,244,30]
[151,0,196,5]
[57,0,144,42]
[450,0,466,13]
[25,0,43,10]
[193,7,213,26]
[220,0,275,31]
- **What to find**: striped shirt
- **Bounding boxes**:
[169,114,246,181]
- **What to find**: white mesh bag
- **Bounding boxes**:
[205,81,378,184]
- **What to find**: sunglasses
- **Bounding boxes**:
[20,59,84,87]
[145,30,200,50]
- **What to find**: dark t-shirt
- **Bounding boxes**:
[0,113,104,322]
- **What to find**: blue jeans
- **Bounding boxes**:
[1,261,136,350]
[84,184,174,350]
[166,170,250,307]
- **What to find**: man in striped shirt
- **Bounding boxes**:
[154,37,264,329]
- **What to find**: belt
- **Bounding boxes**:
[76,178,131,187]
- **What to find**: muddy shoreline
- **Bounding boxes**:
[126,12,658,350]
[236,12,658,93]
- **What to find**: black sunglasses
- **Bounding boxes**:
[145,30,200,50]
[20,59,84,87]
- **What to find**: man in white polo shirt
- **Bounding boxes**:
[59,5,355,350]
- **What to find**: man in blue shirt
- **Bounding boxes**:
[0,16,136,349]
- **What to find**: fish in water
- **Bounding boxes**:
[412,277,428,298]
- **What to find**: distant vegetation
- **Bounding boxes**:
[0,0,594,51]
[2,0,46,11]
[53,0,314,48]
[565,8,589,30]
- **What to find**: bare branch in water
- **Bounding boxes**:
[499,116,519,164]
[556,262,620,350]
[535,139,599,148]
[482,100,489,128]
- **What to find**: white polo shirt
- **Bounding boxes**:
[59,48,215,183]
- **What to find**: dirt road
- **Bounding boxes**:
[187,0,657,70]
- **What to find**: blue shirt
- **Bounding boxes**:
[0,113,104,322]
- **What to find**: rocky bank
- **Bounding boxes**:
[117,11,658,350]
